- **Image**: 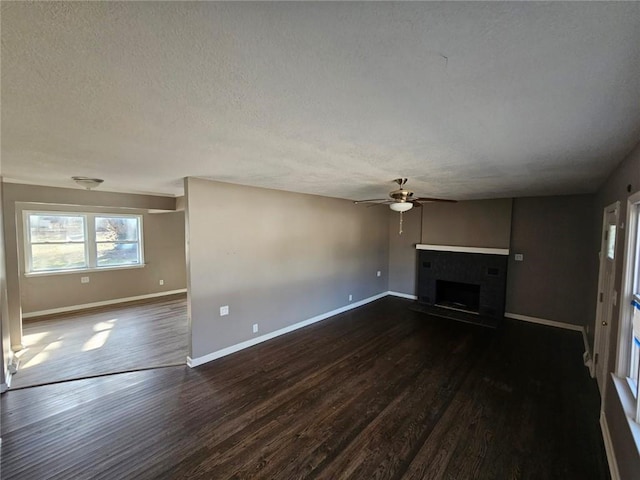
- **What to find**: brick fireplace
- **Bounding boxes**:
[414,245,509,328]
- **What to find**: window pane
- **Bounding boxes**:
[29,215,85,243]
[631,336,639,398]
[31,243,86,271]
[607,225,616,259]
[632,299,640,398]
[95,217,139,242]
[97,242,140,266]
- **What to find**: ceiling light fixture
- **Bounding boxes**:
[72,176,104,190]
[389,201,413,212]
[389,201,414,235]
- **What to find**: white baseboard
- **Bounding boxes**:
[504,312,583,332]
[582,327,595,377]
[387,291,417,300]
[188,291,388,368]
[1,353,18,393]
[22,289,187,319]
[600,411,621,480]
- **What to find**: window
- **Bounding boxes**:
[95,216,141,267]
[607,224,617,260]
[27,214,87,271]
[616,191,640,424]
[631,296,640,398]
[627,206,640,401]
[25,212,143,273]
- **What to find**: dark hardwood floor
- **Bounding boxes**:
[12,294,188,388]
[1,297,608,479]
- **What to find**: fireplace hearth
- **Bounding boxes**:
[413,246,508,328]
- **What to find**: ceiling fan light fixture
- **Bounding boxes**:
[389,202,413,212]
[72,176,104,190]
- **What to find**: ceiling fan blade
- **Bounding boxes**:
[413,197,457,203]
[366,201,393,207]
[353,198,387,204]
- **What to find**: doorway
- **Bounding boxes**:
[593,201,620,397]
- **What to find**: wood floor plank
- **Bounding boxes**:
[1,297,609,479]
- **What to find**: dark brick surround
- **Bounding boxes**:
[416,249,508,327]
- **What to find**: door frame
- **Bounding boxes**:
[593,201,620,400]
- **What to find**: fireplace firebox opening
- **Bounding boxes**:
[435,280,480,314]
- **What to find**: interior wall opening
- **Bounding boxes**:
[9,201,189,389]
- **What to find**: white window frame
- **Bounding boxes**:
[24,211,145,275]
[614,190,640,428]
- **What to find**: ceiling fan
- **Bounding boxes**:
[354,178,456,234]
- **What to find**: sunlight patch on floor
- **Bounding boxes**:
[43,340,63,351]
[93,319,117,332]
[22,332,49,346]
[21,350,49,369]
[18,340,64,370]
[82,320,116,351]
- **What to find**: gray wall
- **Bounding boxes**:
[2,182,178,349]
[596,142,640,479]
[186,177,389,359]
[505,195,597,326]
[421,199,513,249]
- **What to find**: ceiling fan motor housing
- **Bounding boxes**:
[389,188,413,202]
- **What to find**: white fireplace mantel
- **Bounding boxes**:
[415,244,510,256]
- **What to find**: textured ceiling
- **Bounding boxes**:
[2,2,640,200]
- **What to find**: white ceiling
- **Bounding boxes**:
[2,2,640,200]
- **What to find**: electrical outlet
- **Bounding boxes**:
[253,324,259,333]
[514,254,524,261]
[159,279,164,286]
[376,271,381,277]
[81,277,89,284]
[349,294,353,302]
[220,305,229,316]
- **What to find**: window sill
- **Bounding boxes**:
[612,374,640,456]
[24,264,146,277]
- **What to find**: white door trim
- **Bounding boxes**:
[594,201,620,401]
